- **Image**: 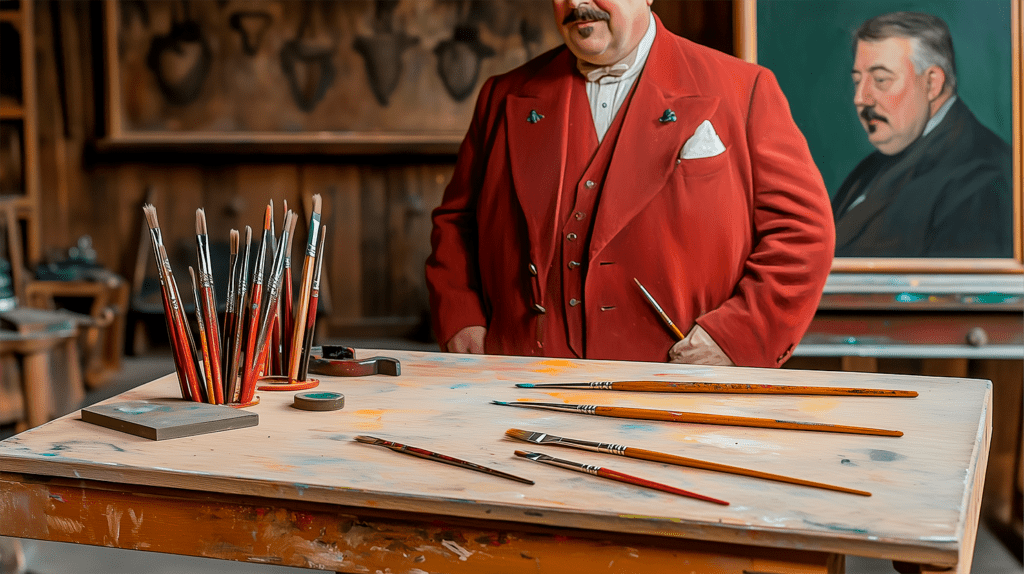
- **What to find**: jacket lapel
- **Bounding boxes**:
[507,49,574,291]
[590,16,720,258]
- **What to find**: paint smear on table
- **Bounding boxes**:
[795,398,840,414]
[533,359,581,374]
[353,409,387,431]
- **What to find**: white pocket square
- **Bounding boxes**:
[680,120,726,159]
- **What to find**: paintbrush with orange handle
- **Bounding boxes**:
[514,450,728,505]
[515,381,917,397]
[189,267,215,403]
[287,194,322,381]
[296,225,326,382]
[633,277,684,340]
[152,239,202,402]
[505,429,870,496]
[195,210,224,404]
[226,226,251,403]
[492,401,903,437]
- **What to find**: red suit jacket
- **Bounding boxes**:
[426,16,834,367]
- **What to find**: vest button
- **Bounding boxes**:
[566,233,577,241]
[575,211,585,220]
[569,298,580,307]
[528,263,538,276]
[585,180,595,189]
[533,303,547,313]
[568,261,581,270]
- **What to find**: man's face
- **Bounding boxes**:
[552,0,653,66]
[851,37,934,155]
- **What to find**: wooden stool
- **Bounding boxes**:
[0,326,81,432]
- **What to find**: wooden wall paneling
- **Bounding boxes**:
[300,165,361,329]
[34,0,71,255]
[233,164,301,280]
[387,165,444,321]
[360,167,389,320]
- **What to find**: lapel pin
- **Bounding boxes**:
[659,109,677,123]
[527,110,544,123]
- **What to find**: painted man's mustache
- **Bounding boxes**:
[562,6,612,25]
[860,106,887,134]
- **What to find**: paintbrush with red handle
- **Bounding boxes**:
[195,210,224,404]
[514,450,728,505]
[143,205,192,400]
[241,205,272,400]
[149,231,202,402]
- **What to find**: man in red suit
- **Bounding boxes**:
[425,0,834,367]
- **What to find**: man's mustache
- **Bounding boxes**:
[859,106,887,133]
[562,6,611,25]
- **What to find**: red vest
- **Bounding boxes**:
[542,75,638,357]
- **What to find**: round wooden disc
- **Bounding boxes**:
[293,391,345,411]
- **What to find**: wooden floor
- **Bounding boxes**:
[1,342,1021,574]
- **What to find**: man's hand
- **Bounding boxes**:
[669,325,734,366]
[446,326,487,354]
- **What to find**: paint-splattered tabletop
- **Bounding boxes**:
[0,350,991,566]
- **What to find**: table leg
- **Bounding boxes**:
[20,350,52,429]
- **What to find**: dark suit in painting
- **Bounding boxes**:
[833,98,1013,258]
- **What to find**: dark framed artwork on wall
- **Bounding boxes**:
[736,0,1022,273]
[102,0,563,154]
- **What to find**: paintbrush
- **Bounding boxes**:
[242,211,296,398]
[195,210,224,404]
[151,236,202,402]
[513,450,727,505]
[143,205,193,400]
[633,277,684,340]
[492,401,902,437]
[354,435,534,485]
[514,381,917,397]
[227,226,251,403]
[242,205,272,398]
[296,224,327,382]
[280,199,295,370]
[505,429,870,496]
[288,194,322,381]
[189,267,215,403]
[222,229,239,385]
[266,200,277,376]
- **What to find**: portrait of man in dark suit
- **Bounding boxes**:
[832,11,1014,258]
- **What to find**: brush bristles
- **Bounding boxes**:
[285,211,297,251]
[263,205,272,230]
[245,225,252,244]
[143,204,160,230]
[311,193,321,215]
[353,435,376,444]
[505,429,531,441]
[230,229,239,253]
[513,450,530,457]
[196,208,207,235]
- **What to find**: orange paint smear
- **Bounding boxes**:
[533,359,581,374]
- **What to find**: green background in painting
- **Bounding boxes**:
[757,0,1013,198]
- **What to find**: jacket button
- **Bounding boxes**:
[566,233,577,241]
[569,298,580,307]
[568,261,581,270]
[584,180,595,189]
[528,263,538,276]
[575,211,585,220]
[532,303,547,313]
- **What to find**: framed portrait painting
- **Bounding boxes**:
[737,0,1022,273]
[102,0,563,154]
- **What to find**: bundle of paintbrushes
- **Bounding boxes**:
[142,194,328,406]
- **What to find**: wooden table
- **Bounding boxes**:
[0,350,991,573]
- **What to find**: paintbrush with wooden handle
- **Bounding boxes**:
[492,401,903,437]
[354,435,534,485]
[513,450,728,505]
[505,428,870,496]
[515,381,917,397]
